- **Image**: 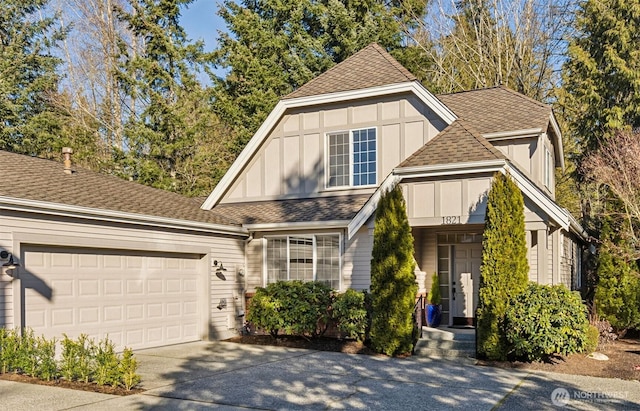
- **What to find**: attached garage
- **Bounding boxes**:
[0,150,249,348]
[22,246,207,351]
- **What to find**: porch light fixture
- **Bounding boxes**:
[214,260,227,281]
[0,251,19,269]
[216,298,227,310]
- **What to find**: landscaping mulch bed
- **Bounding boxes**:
[0,373,144,396]
[478,338,640,381]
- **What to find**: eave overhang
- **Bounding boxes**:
[0,196,248,237]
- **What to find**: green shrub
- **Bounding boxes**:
[0,328,19,374]
[584,325,600,354]
[33,335,57,381]
[17,328,38,376]
[428,273,441,305]
[503,283,589,361]
[247,280,333,338]
[94,337,121,387]
[370,185,418,356]
[332,289,368,341]
[60,334,95,383]
[119,348,140,390]
[595,221,640,332]
[0,329,138,388]
[477,172,529,360]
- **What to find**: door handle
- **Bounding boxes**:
[452,288,455,299]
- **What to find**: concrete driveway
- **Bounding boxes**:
[1,341,639,410]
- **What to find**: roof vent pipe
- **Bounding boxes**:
[62,147,73,174]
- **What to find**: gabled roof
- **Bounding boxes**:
[213,195,371,226]
[201,45,455,210]
[0,150,244,233]
[285,44,417,99]
[437,86,552,135]
[399,119,506,169]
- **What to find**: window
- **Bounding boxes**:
[544,147,553,188]
[327,128,376,188]
[265,234,341,289]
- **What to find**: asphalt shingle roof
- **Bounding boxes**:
[437,86,552,135]
[284,43,416,99]
[0,150,241,227]
[399,119,506,168]
[213,195,371,225]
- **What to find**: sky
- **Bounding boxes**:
[180,0,226,52]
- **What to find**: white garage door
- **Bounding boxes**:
[22,246,204,351]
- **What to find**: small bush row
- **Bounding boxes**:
[501,283,590,362]
[247,281,371,341]
[0,328,140,390]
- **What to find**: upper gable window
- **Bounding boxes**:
[544,147,553,189]
[327,128,377,188]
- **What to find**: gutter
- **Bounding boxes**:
[0,196,248,237]
[244,220,350,231]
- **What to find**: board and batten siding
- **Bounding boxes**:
[222,94,447,203]
[0,210,246,341]
[402,176,492,226]
[343,225,374,290]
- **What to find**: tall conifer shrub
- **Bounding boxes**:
[370,185,417,356]
[595,219,640,332]
[477,172,529,360]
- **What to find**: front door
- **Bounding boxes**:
[452,244,482,326]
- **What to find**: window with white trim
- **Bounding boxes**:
[544,147,553,189]
[265,234,341,289]
[327,128,377,188]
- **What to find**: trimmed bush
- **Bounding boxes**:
[584,325,600,354]
[503,283,589,361]
[370,185,418,356]
[332,289,368,341]
[60,333,94,383]
[119,348,141,391]
[247,280,333,338]
[477,172,529,360]
[0,328,140,389]
[428,273,441,305]
[94,337,121,387]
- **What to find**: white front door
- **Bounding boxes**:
[452,244,482,323]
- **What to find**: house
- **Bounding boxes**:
[201,43,587,327]
[1,43,586,346]
[0,150,249,350]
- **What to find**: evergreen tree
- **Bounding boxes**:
[0,0,66,154]
[477,172,529,360]
[212,0,427,154]
[370,185,418,356]
[116,0,227,195]
[561,0,640,152]
[595,217,640,332]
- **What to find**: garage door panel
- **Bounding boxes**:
[23,246,203,351]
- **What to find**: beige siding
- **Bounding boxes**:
[1,210,245,341]
[245,238,264,292]
[221,93,448,204]
[548,231,554,284]
[344,225,373,290]
[403,176,492,226]
[529,232,538,282]
[492,138,536,176]
[0,226,14,328]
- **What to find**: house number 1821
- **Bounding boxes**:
[442,216,461,225]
